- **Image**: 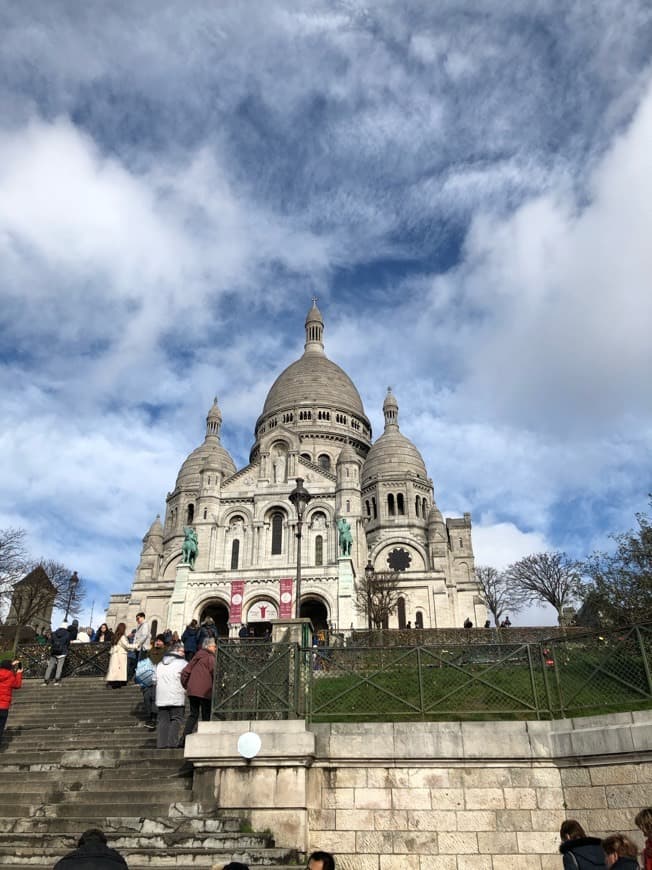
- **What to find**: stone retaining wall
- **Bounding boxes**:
[187,711,652,870]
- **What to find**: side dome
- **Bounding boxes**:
[175,398,236,490]
[362,388,428,485]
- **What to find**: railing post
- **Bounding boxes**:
[635,625,652,697]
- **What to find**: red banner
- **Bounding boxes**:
[279,577,294,619]
[230,580,245,624]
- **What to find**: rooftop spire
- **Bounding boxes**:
[382,387,399,430]
[304,298,325,355]
[206,396,223,440]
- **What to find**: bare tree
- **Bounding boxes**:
[355,570,402,629]
[474,565,523,626]
[6,561,84,652]
[0,528,29,614]
[504,552,583,625]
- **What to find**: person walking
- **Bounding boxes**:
[635,808,652,870]
[0,659,23,745]
[179,636,216,747]
[153,641,187,748]
[602,834,640,870]
[559,820,607,869]
[133,612,150,660]
[181,619,200,661]
[43,622,71,686]
[105,623,138,688]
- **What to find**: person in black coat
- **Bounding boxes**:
[53,828,128,869]
[602,834,640,870]
[560,820,607,869]
[43,623,72,686]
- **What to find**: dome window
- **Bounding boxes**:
[187,504,194,524]
[388,494,395,516]
[372,497,377,519]
[397,493,405,515]
[203,508,207,520]
[365,500,371,517]
[315,535,323,567]
[271,512,284,555]
[231,539,240,570]
[415,497,420,518]
[318,454,331,471]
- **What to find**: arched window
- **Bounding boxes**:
[346,499,350,512]
[415,611,424,629]
[187,503,194,524]
[315,535,323,566]
[318,454,331,471]
[203,508,207,519]
[365,500,371,517]
[397,493,404,515]
[231,539,240,570]
[372,497,377,519]
[415,497,420,518]
[388,494,395,516]
[397,597,406,629]
[271,512,283,555]
[301,453,311,462]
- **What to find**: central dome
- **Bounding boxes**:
[263,354,366,417]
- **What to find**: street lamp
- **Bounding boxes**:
[64,571,79,622]
[289,477,312,619]
[365,560,374,630]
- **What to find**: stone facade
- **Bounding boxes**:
[107,302,485,635]
[187,712,652,870]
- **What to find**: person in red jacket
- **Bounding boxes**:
[0,658,23,745]
[178,636,216,747]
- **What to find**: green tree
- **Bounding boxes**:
[581,499,652,626]
[504,551,583,625]
[473,565,523,626]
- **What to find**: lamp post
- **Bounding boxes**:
[289,477,312,620]
[364,560,374,630]
[64,571,79,622]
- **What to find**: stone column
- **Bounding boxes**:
[167,563,191,631]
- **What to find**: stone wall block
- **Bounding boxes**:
[409,767,452,788]
[499,857,542,870]
[322,787,354,809]
[249,808,305,850]
[329,723,394,759]
[559,767,591,786]
[429,788,465,809]
[605,783,652,808]
[529,810,565,832]
[336,810,375,830]
[356,831,395,854]
[438,832,479,854]
[392,787,431,809]
[338,854,379,870]
[495,810,533,831]
[374,810,409,830]
[477,832,518,854]
[503,788,537,809]
[456,810,496,831]
[392,831,439,853]
[421,857,456,870]
[535,787,564,809]
[407,810,457,831]
[516,831,561,853]
[563,785,607,809]
[460,767,513,788]
[464,787,505,809]
[354,787,392,809]
[309,830,355,853]
[380,855,420,870]
[335,768,369,788]
[308,809,335,830]
[461,722,532,758]
[367,767,410,788]
[588,765,638,785]
[510,767,561,788]
[457,856,492,870]
[393,722,463,758]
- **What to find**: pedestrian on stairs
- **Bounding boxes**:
[105,623,138,689]
[153,641,187,748]
[0,659,23,746]
[178,636,216,747]
[53,827,128,869]
[43,622,71,686]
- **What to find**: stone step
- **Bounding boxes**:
[0,831,274,850]
[0,847,297,868]
[7,815,243,835]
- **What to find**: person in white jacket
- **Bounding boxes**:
[153,642,187,748]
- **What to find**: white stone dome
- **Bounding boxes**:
[175,398,236,489]
[362,388,428,485]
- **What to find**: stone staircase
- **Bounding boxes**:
[0,676,303,869]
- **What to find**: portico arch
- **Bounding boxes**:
[199,599,230,637]
[300,595,329,632]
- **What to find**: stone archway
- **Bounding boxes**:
[300,596,329,632]
[199,600,230,637]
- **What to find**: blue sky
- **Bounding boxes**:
[1,1,651,627]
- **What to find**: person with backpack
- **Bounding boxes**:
[197,617,218,647]
[43,622,71,686]
[134,637,166,730]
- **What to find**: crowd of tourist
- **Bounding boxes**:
[560,814,652,870]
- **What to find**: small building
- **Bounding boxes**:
[5,565,56,634]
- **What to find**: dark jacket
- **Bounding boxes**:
[181,647,215,698]
[51,627,71,657]
[610,859,639,870]
[560,837,608,870]
[197,622,218,647]
[181,625,200,656]
[53,840,129,869]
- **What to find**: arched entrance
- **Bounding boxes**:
[300,596,329,632]
[200,601,230,637]
[245,598,278,639]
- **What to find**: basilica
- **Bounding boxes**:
[107,302,485,636]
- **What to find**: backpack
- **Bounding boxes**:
[134,657,155,688]
[51,630,69,656]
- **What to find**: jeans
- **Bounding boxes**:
[156,706,184,748]
[141,685,157,721]
[0,708,8,743]
[44,655,66,682]
[182,695,211,738]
